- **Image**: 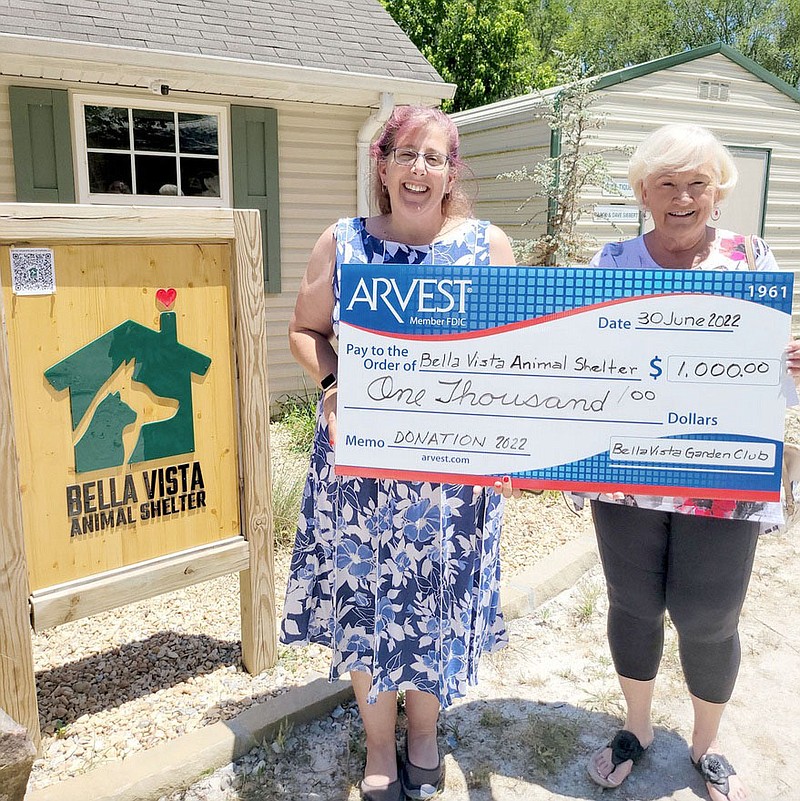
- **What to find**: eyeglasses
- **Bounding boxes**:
[391,148,450,170]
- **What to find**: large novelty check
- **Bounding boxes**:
[335,264,794,500]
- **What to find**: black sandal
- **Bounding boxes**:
[361,754,403,801]
[360,777,403,801]
[692,753,737,799]
[401,737,444,800]
[587,729,647,788]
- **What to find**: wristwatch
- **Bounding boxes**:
[320,372,337,391]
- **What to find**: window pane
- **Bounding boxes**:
[88,152,132,193]
[179,113,219,154]
[181,159,220,197]
[85,106,129,149]
[133,109,175,152]
[135,154,178,195]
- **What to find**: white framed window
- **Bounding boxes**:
[72,94,230,206]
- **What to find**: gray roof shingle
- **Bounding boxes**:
[0,0,443,83]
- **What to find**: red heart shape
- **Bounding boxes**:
[156,288,177,309]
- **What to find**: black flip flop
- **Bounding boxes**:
[692,753,737,799]
[587,729,647,787]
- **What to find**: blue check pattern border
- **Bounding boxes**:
[507,433,782,492]
[339,264,794,337]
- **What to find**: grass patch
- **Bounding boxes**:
[573,579,604,624]
[442,718,462,745]
[522,714,581,776]
[271,461,307,548]
[582,686,623,715]
[480,707,509,728]
[466,763,493,789]
[274,393,318,455]
[269,395,317,549]
[270,717,294,753]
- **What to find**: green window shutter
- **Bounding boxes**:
[9,86,75,203]
[231,105,281,294]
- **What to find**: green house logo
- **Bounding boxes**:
[45,290,211,474]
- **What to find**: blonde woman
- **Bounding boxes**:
[586,123,800,801]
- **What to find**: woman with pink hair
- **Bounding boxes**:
[281,105,514,801]
[281,106,514,801]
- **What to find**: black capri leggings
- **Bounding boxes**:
[591,501,759,704]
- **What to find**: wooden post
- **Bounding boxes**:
[232,210,276,674]
[0,305,39,747]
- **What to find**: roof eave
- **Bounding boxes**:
[453,43,800,125]
[0,32,456,104]
[450,89,553,131]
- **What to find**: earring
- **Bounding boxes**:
[711,207,721,221]
[641,209,650,221]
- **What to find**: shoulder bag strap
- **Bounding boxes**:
[744,234,757,271]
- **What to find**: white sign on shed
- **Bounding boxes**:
[593,205,640,223]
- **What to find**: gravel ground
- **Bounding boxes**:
[157,522,800,801]
[32,409,797,793]
[28,424,592,791]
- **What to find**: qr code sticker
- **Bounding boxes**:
[10,248,56,295]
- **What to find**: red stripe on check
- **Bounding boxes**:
[341,293,695,342]
[334,466,778,501]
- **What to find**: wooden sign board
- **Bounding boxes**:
[1,242,240,591]
[0,205,274,743]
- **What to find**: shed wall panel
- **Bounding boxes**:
[456,53,800,322]
[457,115,550,240]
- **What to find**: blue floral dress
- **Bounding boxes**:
[280,217,508,707]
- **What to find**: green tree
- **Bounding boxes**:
[382,0,538,111]
[554,0,684,72]
[767,0,800,87]
[550,0,800,88]
[381,0,444,51]
[384,0,800,110]
[523,0,572,86]
[498,55,628,265]
[675,0,800,87]
[673,0,783,50]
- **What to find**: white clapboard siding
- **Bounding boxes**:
[271,105,362,403]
